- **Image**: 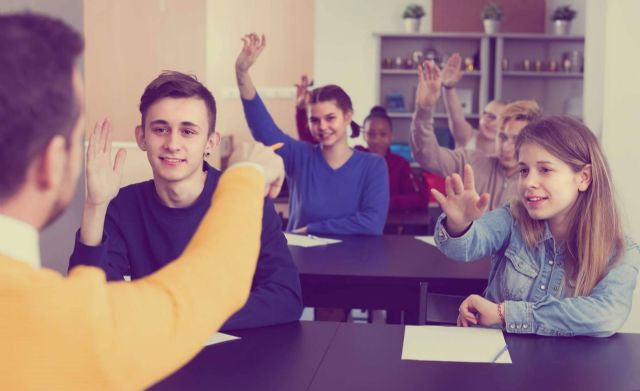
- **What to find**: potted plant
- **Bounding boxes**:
[551,5,577,35]
[403,4,426,33]
[481,3,503,34]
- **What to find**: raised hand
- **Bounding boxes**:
[441,53,464,88]
[430,164,490,235]
[85,119,126,207]
[235,33,266,74]
[295,75,312,109]
[457,294,501,327]
[228,142,285,199]
[416,60,442,110]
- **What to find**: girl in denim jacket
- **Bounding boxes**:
[430,112,639,337]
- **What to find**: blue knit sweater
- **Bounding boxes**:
[242,94,389,235]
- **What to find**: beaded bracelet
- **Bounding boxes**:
[497,302,506,327]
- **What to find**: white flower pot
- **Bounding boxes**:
[483,19,500,34]
[404,18,420,33]
[553,20,571,35]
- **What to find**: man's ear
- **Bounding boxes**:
[578,164,592,192]
[35,135,67,191]
[204,131,221,157]
[135,125,147,151]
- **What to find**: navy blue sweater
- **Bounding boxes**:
[68,163,302,331]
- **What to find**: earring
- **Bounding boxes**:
[205,151,211,158]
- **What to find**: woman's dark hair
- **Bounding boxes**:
[0,12,84,201]
[139,71,217,135]
[363,106,393,130]
[309,84,360,138]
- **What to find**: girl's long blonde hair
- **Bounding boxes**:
[511,116,625,297]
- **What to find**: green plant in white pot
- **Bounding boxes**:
[481,3,503,34]
[403,4,425,33]
[552,5,577,35]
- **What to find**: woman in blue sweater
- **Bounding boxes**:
[235,33,389,235]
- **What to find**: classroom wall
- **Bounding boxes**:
[599,0,640,242]
[84,0,207,142]
[205,0,314,145]
[0,0,85,274]
[314,0,431,144]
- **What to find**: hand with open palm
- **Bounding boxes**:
[440,53,464,88]
[416,60,442,110]
[85,119,126,207]
[235,33,266,74]
[295,74,312,110]
[430,164,491,235]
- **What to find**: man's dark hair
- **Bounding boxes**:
[0,12,83,201]
[139,71,217,135]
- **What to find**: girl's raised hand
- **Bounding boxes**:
[295,74,312,109]
[235,33,266,74]
[430,164,490,235]
[416,60,442,110]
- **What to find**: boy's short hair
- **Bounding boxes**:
[139,71,217,135]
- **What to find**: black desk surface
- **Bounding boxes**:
[310,322,640,391]
[290,235,490,294]
[151,321,640,391]
[150,321,339,391]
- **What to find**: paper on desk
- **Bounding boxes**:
[204,332,240,347]
[402,325,512,364]
[415,235,436,246]
[284,233,342,247]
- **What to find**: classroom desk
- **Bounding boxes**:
[384,211,432,234]
[309,322,640,391]
[151,321,640,391]
[150,321,339,391]
[290,235,490,320]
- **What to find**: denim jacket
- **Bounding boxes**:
[434,205,640,337]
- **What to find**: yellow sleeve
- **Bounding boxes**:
[0,166,264,390]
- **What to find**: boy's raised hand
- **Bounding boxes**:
[430,164,490,235]
[235,33,266,74]
[85,118,126,207]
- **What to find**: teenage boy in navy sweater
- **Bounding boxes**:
[69,71,302,330]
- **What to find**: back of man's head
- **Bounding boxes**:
[139,71,217,135]
[0,12,83,201]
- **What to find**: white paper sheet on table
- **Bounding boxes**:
[415,235,436,246]
[204,332,240,347]
[402,325,512,364]
[284,233,342,247]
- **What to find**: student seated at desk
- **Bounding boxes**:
[236,34,389,235]
[440,53,505,154]
[69,71,302,331]
[410,61,542,210]
[431,116,640,337]
[0,12,285,388]
[294,90,428,214]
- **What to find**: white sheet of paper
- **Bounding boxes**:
[402,325,512,364]
[415,235,436,246]
[204,332,240,347]
[284,233,342,247]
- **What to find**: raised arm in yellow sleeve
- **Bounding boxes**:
[0,166,263,390]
